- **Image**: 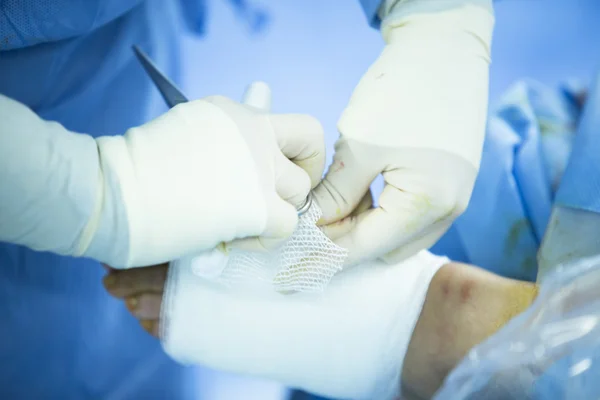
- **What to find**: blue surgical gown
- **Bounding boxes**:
[0,1,254,398]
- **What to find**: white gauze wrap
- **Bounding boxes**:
[161,250,449,400]
[188,202,348,293]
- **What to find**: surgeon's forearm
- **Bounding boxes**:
[0,94,102,257]
[402,262,538,399]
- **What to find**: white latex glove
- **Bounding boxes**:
[313,0,494,266]
[0,83,325,268]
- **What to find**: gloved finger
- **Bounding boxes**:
[139,319,160,338]
[125,293,163,320]
[225,192,298,252]
[381,220,453,264]
[268,114,326,188]
[332,207,396,266]
[349,189,373,217]
[242,81,271,111]
[103,263,168,298]
[313,138,379,224]
[274,152,312,209]
[329,185,452,266]
[319,190,373,241]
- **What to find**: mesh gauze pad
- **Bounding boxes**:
[191,203,348,293]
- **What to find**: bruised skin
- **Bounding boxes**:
[401,262,539,399]
[103,261,538,400]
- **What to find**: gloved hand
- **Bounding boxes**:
[313,0,494,266]
[0,83,325,268]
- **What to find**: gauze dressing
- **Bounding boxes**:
[189,202,348,293]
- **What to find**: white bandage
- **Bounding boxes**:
[161,251,449,400]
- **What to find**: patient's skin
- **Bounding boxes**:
[103,263,167,337]
[401,262,539,399]
[103,261,538,399]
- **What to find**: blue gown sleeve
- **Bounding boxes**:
[555,71,600,213]
[358,0,383,28]
[177,0,268,36]
[358,0,496,30]
[0,0,145,50]
[178,0,208,35]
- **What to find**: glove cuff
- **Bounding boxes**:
[382,0,494,51]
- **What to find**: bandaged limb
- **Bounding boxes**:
[0,87,324,268]
[103,255,538,399]
[160,251,449,400]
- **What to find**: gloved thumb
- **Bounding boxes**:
[320,184,446,266]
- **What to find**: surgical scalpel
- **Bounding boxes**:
[132,45,313,216]
[133,45,188,108]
